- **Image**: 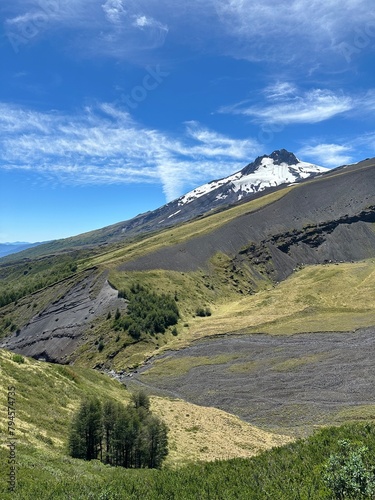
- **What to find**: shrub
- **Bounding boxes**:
[12,354,25,364]
[323,439,375,499]
[196,307,212,317]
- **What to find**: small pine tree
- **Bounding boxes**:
[69,398,102,461]
[131,391,150,411]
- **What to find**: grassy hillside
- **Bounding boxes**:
[1,352,375,499]
[0,349,290,496]
[1,390,375,499]
[86,258,375,369]
[0,159,374,369]
[2,257,374,370]
[185,258,375,339]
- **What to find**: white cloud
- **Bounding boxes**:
[220,86,353,125]
[263,82,298,100]
[3,0,169,58]
[297,144,354,167]
[133,15,167,31]
[0,103,261,201]
[184,121,258,159]
[220,82,375,130]
[213,0,375,63]
[253,90,352,124]
[102,0,126,24]
[4,0,374,63]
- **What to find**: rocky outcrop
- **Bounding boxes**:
[0,272,127,363]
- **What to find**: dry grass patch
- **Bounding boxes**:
[150,397,292,466]
[187,260,375,338]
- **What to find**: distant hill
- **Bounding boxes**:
[0,241,43,258]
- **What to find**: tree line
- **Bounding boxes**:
[68,391,168,469]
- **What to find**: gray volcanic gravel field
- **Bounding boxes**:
[133,327,375,435]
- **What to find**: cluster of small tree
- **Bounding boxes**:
[68,392,168,469]
[195,306,212,317]
[115,284,179,340]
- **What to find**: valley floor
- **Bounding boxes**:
[132,326,375,436]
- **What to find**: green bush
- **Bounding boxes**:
[12,353,25,364]
[115,285,179,340]
[323,439,375,499]
[196,307,212,317]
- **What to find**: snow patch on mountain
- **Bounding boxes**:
[177,151,328,207]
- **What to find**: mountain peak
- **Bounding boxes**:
[269,149,299,165]
[242,149,300,175]
[177,149,327,209]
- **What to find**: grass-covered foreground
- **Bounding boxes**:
[1,349,375,498]
[0,348,290,497]
[1,423,375,498]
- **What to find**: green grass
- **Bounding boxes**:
[141,354,241,379]
[2,421,375,498]
[272,353,328,372]
[0,349,130,456]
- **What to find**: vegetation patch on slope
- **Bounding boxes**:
[0,349,288,491]
[2,417,375,498]
[185,259,375,339]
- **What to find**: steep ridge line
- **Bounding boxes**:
[119,162,375,274]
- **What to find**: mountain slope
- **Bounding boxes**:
[0,154,374,368]
[0,150,326,262]
[177,149,325,208]
[119,157,375,280]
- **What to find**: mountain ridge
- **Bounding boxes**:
[0,149,327,261]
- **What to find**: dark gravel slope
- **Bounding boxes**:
[120,160,375,277]
[134,327,375,434]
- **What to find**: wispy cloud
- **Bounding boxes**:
[102,0,127,25]
[297,143,354,167]
[214,0,374,63]
[3,0,169,58]
[0,103,261,201]
[4,0,374,63]
[220,85,353,125]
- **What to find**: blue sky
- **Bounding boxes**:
[1,0,375,243]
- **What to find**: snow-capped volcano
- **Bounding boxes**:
[178,149,327,207]
[107,149,329,242]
